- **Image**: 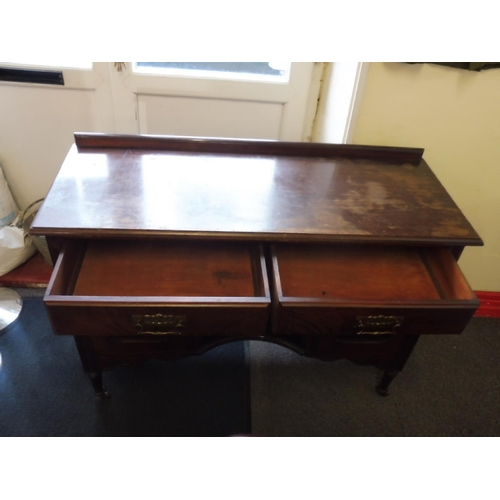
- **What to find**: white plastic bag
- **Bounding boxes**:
[0,164,19,227]
[0,216,36,276]
[0,163,36,275]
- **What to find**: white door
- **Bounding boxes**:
[101,62,317,141]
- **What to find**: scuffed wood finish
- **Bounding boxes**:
[31,134,482,247]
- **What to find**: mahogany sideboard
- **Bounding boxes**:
[30,133,483,398]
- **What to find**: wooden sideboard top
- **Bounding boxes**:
[31,133,482,246]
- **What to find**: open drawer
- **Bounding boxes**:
[45,239,270,336]
[270,244,479,336]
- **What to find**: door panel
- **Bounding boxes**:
[138,95,282,139]
[123,62,316,141]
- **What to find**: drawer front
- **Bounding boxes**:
[45,303,269,337]
[271,244,479,337]
[276,304,476,336]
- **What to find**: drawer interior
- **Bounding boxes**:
[272,244,475,302]
[50,240,268,298]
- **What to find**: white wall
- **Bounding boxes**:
[312,62,367,143]
[351,62,500,291]
[0,84,99,209]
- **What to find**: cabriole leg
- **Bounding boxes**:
[377,370,398,396]
[88,371,111,399]
[74,337,111,399]
[376,335,420,397]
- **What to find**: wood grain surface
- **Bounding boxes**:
[31,135,482,247]
[274,244,441,301]
[73,240,257,298]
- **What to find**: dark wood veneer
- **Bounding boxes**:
[74,132,425,163]
[35,133,482,397]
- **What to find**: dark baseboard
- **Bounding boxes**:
[475,291,500,318]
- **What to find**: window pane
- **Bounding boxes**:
[133,62,290,81]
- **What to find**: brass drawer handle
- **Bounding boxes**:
[132,314,187,335]
[356,315,404,335]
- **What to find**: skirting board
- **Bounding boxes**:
[475,291,500,318]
